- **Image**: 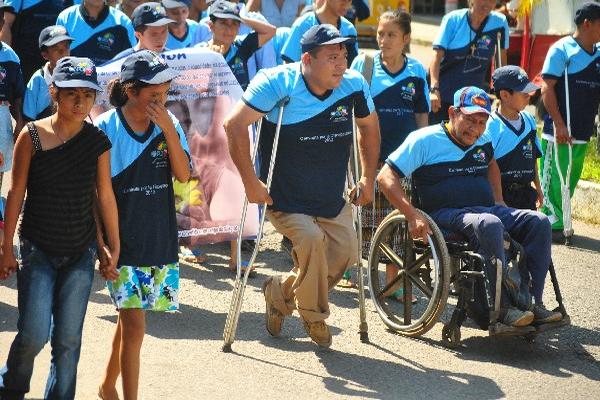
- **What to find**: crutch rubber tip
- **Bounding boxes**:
[360,332,369,343]
[222,343,233,353]
[564,237,572,246]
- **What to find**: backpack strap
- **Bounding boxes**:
[27,122,42,152]
[361,53,374,86]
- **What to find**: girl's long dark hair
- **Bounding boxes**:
[107,78,152,107]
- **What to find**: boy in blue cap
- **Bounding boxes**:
[539,1,600,244]
[23,25,73,121]
[163,0,201,49]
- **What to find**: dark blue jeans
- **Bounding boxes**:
[0,239,96,400]
[430,206,551,304]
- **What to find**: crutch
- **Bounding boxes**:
[349,113,369,343]
[495,31,503,69]
[552,59,574,245]
[222,97,288,353]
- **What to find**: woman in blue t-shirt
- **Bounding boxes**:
[96,50,191,400]
[348,10,429,301]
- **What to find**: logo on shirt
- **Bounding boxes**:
[401,82,416,101]
[477,35,492,50]
[330,105,349,122]
[472,148,487,163]
[522,139,533,159]
[0,66,6,83]
[97,33,115,51]
[151,140,169,168]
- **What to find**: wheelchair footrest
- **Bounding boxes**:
[532,315,571,334]
[488,322,536,336]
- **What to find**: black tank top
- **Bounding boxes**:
[20,121,112,256]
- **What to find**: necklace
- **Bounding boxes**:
[50,118,67,144]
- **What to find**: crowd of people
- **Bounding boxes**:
[0,0,598,399]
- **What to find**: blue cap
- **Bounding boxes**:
[300,24,354,53]
[132,2,174,28]
[39,25,73,49]
[162,0,191,9]
[492,65,540,93]
[52,57,103,91]
[453,86,492,115]
[120,50,179,84]
[575,2,600,25]
[209,0,242,22]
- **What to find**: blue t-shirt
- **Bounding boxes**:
[386,123,495,213]
[272,27,291,66]
[195,32,260,91]
[541,36,600,142]
[351,52,430,160]
[0,42,25,103]
[281,12,359,66]
[488,110,541,185]
[242,63,374,218]
[95,108,190,266]
[166,20,200,50]
[56,5,136,66]
[433,9,509,103]
[23,65,52,120]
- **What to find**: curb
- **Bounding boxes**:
[573,180,600,225]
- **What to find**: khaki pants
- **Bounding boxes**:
[265,204,358,322]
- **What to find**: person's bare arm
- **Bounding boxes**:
[487,158,505,205]
[429,49,445,113]
[534,162,543,209]
[377,165,432,241]
[246,0,261,12]
[541,77,570,144]
[10,98,24,140]
[241,15,276,47]
[96,150,120,281]
[500,48,507,67]
[352,111,380,206]
[415,112,428,129]
[0,11,16,45]
[224,101,271,204]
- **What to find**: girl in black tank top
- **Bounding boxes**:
[0,57,120,399]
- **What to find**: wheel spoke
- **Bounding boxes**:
[378,242,403,269]
[407,271,433,298]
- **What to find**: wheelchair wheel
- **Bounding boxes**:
[368,209,451,336]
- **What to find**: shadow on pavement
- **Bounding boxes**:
[565,234,600,253]
[0,301,18,333]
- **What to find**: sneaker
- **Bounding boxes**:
[502,307,534,327]
[302,319,332,348]
[262,278,284,337]
[531,303,563,323]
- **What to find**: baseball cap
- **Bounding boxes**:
[0,1,9,9]
[39,25,74,49]
[162,0,191,8]
[574,2,600,25]
[453,86,492,115]
[492,65,540,93]
[131,2,174,28]
[209,0,242,22]
[52,57,103,91]
[300,24,354,54]
[120,50,179,84]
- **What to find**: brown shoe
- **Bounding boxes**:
[302,319,332,348]
[262,278,284,336]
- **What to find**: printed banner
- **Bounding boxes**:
[95,48,259,245]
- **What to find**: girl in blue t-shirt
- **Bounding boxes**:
[347,10,429,301]
[96,50,191,400]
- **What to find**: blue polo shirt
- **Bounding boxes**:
[94,108,190,266]
[0,43,25,104]
[22,65,53,120]
[541,36,600,142]
[242,63,374,218]
[56,5,136,66]
[166,20,200,50]
[488,111,541,185]
[280,12,359,66]
[195,32,260,91]
[351,52,430,161]
[386,123,495,213]
[433,9,509,103]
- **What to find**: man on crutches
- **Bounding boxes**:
[539,2,600,245]
[225,24,380,348]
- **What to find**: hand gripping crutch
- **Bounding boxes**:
[222,98,288,353]
[553,60,574,245]
[349,114,369,343]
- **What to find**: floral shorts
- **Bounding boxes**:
[107,263,179,311]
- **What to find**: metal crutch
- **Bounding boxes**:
[222,98,288,353]
[349,114,369,343]
[552,59,574,245]
[495,31,503,69]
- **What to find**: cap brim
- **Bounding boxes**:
[460,106,490,115]
[41,35,74,48]
[210,12,242,22]
[321,36,354,47]
[139,67,180,85]
[54,80,103,92]
[162,0,188,8]
[516,81,540,93]
[144,17,176,26]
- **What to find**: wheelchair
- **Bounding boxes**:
[366,181,570,348]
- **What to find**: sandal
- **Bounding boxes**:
[386,288,417,304]
[180,247,207,264]
[228,261,256,278]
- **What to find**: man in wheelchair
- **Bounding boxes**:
[377,86,563,328]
